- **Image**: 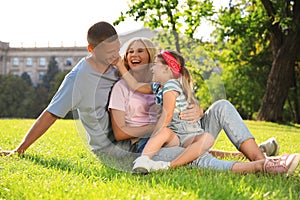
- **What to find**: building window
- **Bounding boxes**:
[13,58,19,66]
[39,72,45,80]
[65,58,73,66]
[26,58,32,66]
[39,58,46,67]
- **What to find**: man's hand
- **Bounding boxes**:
[0,150,18,157]
[178,104,203,123]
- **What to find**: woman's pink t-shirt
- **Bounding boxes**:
[108,79,158,126]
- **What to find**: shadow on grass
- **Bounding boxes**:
[21,153,128,181]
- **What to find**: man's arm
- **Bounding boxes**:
[0,110,58,156]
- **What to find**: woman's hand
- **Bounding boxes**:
[178,104,203,123]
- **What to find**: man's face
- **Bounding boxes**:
[93,39,121,66]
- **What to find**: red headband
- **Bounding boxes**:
[160,51,181,79]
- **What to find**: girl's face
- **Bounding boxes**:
[126,41,150,71]
[151,57,173,84]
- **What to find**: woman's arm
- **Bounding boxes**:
[110,109,155,141]
[115,58,152,94]
[178,103,203,123]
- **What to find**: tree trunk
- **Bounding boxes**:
[258,0,300,122]
[257,33,300,122]
[293,64,300,123]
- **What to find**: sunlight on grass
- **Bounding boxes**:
[1,119,300,199]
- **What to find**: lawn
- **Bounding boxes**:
[0,119,300,199]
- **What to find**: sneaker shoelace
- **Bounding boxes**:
[265,157,287,172]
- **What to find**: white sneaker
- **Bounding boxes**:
[133,156,151,174]
[132,156,170,174]
[259,137,280,156]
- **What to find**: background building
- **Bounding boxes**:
[0,28,155,86]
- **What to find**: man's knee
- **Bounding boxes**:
[213,99,233,109]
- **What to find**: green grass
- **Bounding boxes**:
[0,119,300,200]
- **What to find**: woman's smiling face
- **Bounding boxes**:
[126,40,150,71]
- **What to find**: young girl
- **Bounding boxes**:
[116,50,215,173]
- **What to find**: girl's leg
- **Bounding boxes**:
[200,100,264,161]
[142,127,179,158]
[133,128,179,173]
[170,133,215,167]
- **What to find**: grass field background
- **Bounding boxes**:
[0,119,300,199]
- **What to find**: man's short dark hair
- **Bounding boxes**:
[87,21,118,48]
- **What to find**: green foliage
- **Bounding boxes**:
[1,119,300,199]
[115,0,300,122]
[209,0,273,119]
[0,75,36,118]
[0,58,70,118]
[21,72,33,86]
[114,0,214,52]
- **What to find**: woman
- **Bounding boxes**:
[120,50,215,173]
[109,37,299,174]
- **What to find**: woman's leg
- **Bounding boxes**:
[232,154,300,174]
[210,137,280,158]
[239,138,265,161]
[191,151,300,174]
[200,100,264,161]
[209,149,244,159]
[231,160,264,173]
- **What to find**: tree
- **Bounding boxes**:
[0,74,36,118]
[21,72,32,86]
[213,0,300,122]
[114,0,214,52]
[43,56,60,89]
[257,0,300,122]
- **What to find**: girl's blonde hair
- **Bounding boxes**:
[123,37,157,70]
[157,50,198,105]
